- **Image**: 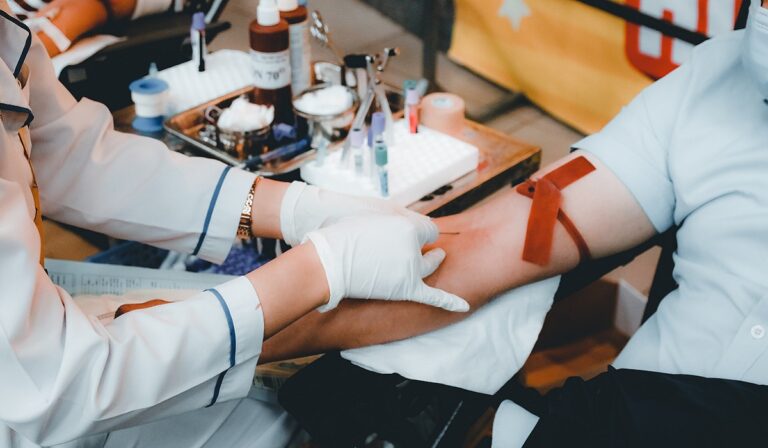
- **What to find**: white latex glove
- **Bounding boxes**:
[305,214,470,313]
[280,181,432,247]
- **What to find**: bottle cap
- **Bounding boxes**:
[350,127,365,147]
[192,12,206,30]
[371,111,386,136]
[277,0,298,11]
[406,88,420,106]
[375,141,388,166]
[257,0,281,26]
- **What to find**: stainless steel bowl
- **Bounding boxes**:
[202,102,272,160]
[293,84,359,147]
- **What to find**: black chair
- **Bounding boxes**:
[59,0,232,111]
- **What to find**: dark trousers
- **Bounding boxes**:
[500,367,768,447]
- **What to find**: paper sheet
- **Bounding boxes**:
[46,258,234,296]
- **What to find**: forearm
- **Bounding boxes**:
[260,152,656,362]
[247,242,329,338]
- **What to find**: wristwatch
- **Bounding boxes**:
[238,176,261,239]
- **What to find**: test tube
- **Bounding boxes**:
[370,113,386,179]
[406,88,420,134]
[375,138,389,197]
[350,127,365,176]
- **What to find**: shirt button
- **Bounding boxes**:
[750,325,765,340]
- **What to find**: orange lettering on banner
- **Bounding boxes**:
[625,0,743,79]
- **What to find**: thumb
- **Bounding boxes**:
[411,283,471,312]
[420,248,446,278]
[411,217,439,246]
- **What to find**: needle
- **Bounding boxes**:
[439,231,461,235]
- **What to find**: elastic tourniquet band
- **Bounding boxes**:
[516,156,596,266]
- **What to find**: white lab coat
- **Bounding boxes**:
[0,6,295,447]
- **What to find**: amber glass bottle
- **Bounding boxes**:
[249,0,294,124]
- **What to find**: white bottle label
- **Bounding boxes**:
[191,31,206,66]
[250,49,291,90]
[289,20,312,94]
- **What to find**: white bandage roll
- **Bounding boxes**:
[131,0,174,20]
[129,77,169,132]
[132,90,168,117]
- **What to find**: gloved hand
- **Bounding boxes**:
[305,214,470,313]
[280,181,432,247]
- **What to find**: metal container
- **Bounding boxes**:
[202,101,272,160]
[293,84,359,148]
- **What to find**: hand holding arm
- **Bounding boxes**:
[260,152,657,362]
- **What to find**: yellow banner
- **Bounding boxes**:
[449,0,742,133]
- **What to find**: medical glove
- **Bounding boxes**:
[280,181,433,247]
[305,214,470,313]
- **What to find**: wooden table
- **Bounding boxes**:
[113,106,541,217]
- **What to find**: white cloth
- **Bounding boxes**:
[131,0,173,20]
[342,277,560,395]
[0,11,275,447]
[491,401,539,448]
[495,23,768,446]
[51,35,124,76]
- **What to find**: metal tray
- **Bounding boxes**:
[163,87,319,176]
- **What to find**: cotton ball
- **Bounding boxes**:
[218,97,274,132]
[294,85,354,116]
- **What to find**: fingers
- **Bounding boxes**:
[411,216,439,246]
[412,284,471,312]
[420,248,446,278]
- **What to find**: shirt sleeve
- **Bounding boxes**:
[572,61,692,234]
[491,400,540,448]
[0,179,264,445]
[25,35,251,264]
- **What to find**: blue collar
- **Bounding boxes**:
[0,9,31,78]
[0,9,33,129]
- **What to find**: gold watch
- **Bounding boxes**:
[237,177,261,239]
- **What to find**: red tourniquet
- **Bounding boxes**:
[515,156,596,266]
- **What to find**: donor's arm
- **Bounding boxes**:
[260,152,655,363]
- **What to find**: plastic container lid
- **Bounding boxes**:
[257,0,280,26]
[350,127,365,147]
[129,77,168,94]
[132,115,164,133]
[277,0,298,11]
[192,12,206,30]
[375,140,388,165]
[371,111,386,136]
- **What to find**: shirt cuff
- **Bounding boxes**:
[574,141,675,233]
[194,167,257,264]
[492,400,540,448]
[205,276,265,406]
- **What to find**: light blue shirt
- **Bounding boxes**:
[495,28,768,446]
